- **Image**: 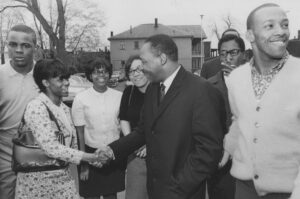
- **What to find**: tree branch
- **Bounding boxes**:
[0,5,27,13]
[14,0,29,4]
[72,27,87,52]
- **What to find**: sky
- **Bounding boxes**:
[99,0,300,48]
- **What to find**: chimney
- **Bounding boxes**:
[130,26,132,34]
[154,18,158,28]
[110,31,113,37]
[298,30,300,40]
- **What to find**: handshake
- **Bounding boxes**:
[87,146,115,168]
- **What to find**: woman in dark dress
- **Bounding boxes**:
[72,58,126,199]
[119,55,149,199]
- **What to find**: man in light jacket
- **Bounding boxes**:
[224,3,300,199]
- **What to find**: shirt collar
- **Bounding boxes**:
[250,51,289,74]
[7,60,35,77]
[91,86,110,96]
[162,65,181,94]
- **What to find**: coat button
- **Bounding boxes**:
[254,175,259,179]
[256,106,261,111]
[253,138,257,143]
[254,122,260,128]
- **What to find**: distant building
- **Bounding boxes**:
[108,18,211,72]
[287,30,300,58]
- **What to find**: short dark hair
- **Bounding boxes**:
[85,58,112,82]
[125,55,141,79]
[221,28,240,37]
[10,24,37,45]
[33,59,70,93]
[145,34,178,62]
[218,34,245,52]
[246,3,280,30]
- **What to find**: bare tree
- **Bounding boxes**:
[209,13,241,40]
[0,8,25,64]
[64,0,105,52]
[0,0,106,64]
[0,0,67,62]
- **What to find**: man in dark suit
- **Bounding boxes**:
[200,28,241,79]
[207,34,246,199]
[97,34,226,199]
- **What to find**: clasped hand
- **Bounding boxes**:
[89,146,115,168]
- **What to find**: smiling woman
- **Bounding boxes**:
[14,59,101,199]
[119,54,149,199]
[71,58,126,199]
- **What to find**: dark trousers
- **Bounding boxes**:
[207,160,235,199]
[235,179,291,199]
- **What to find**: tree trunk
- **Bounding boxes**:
[55,0,67,64]
[56,39,67,63]
[1,52,5,64]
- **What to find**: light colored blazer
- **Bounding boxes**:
[225,56,300,198]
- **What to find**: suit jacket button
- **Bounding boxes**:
[254,175,259,180]
[152,131,155,134]
[253,138,258,143]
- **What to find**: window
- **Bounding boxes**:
[120,41,125,50]
[134,41,139,49]
[121,60,125,67]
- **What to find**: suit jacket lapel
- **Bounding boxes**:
[151,67,186,128]
[151,82,160,117]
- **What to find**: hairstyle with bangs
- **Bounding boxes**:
[85,58,112,82]
[33,59,70,93]
[125,54,141,79]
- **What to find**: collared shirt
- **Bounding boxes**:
[72,87,122,148]
[0,61,39,138]
[250,52,289,100]
[162,65,181,94]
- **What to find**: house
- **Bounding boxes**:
[287,30,300,58]
[108,18,211,72]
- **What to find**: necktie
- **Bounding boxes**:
[158,83,165,105]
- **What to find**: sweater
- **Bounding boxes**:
[224,56,300,198]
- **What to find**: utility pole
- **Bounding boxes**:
[0,13,4,64]
[200,14,204,72]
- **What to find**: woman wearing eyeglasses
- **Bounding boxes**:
[119,55,149,199]
[72,58,125,199]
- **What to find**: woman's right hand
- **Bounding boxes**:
[80,164,89,181]
[82,152,98,162]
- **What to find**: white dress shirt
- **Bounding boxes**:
[162,65,181,94]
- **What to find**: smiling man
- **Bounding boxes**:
[224,3,300,199]
[0,24,39,199]
[102,34,226,199]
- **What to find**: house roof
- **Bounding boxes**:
[108,24,207,40]
[169,25,206,39]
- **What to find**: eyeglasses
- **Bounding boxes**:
[92,69,109,76]
[129,65,143,76]
[220,49,241,57]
